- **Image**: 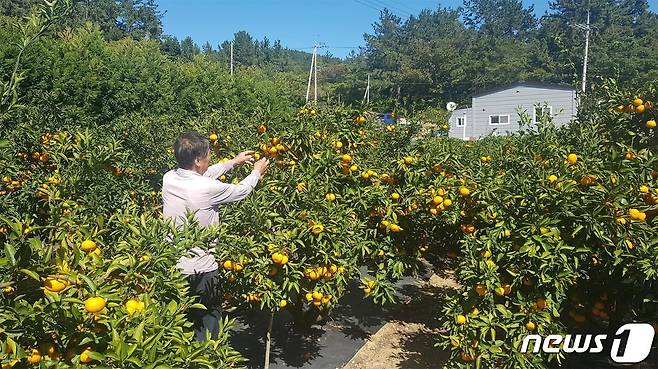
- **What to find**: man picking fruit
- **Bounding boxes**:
[162,131,269,341]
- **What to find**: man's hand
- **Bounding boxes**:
[253,158,270,176]
[232,151,255,166]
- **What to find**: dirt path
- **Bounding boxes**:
[343,272,459,369]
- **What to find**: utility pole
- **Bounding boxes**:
[230,42,234,76]
[304,44,326,103]
[571,10,593,93]
[306,46,317,102]
[582,10,590,93]
[363,74,370,103]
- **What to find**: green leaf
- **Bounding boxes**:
[19,268,40,281]
[78,274,97,292]
[4,244,16,266]
[133,320,145,343]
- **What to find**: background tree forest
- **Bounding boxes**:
[2,0,658,113]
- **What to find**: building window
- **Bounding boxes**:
[456,117,465,127]
[489,115,510,125]
[534,106,552,123]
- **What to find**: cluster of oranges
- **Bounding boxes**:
[614,97,656,128]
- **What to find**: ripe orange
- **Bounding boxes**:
[126,299,145,316]
[566,153,578,165]
[325,193,336,202]
[633,98,644,107]
[84,297,106,314]
[455,315,467,325]
[26,348,41,364]
[81,240,97,252]
[257,124,267,133]
[474,284,487,296]
[341,154,352,163]
[208,133,218,141]
[390,193,400,200]
[311,224,324,235]
[44,278,68,293]
[526,321,536,331]
[223,260,233,270]
[647,120,656,129]
[535,298,547,310]
[458,187,470,196]
[279,300,288,308]
[80,347,94,363]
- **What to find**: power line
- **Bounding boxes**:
[353,0,408,20]
[365,0,412,17]
[353,0,383,14]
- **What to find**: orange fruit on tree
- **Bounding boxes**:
[535,298,547,310]
[455,315,467,325]
[311,224,324,235]
[647,120,656,129]
[526,321,536,331]
[126,299,145,316]
[44,277,68,293]
[80,347,94,363]
[208,133,218,141]
[84,297,106,314]
[257,124,267,133]
[81,240,97,252]
[633,98,644,107]
[566,153,578,165]
[26,348,41,364]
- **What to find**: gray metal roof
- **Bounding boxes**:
[472,81,576,98]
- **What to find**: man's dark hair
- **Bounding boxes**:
[173,132,210,169]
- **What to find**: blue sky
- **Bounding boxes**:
[158,0,658,58]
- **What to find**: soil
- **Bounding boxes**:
[342,272,459,369]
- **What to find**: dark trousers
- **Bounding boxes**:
[185,269,222,341]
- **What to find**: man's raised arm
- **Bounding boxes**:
[204,150,255,179]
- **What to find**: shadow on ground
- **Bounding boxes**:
[229,260,457,369]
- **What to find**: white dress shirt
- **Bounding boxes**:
[162,161,260,275]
